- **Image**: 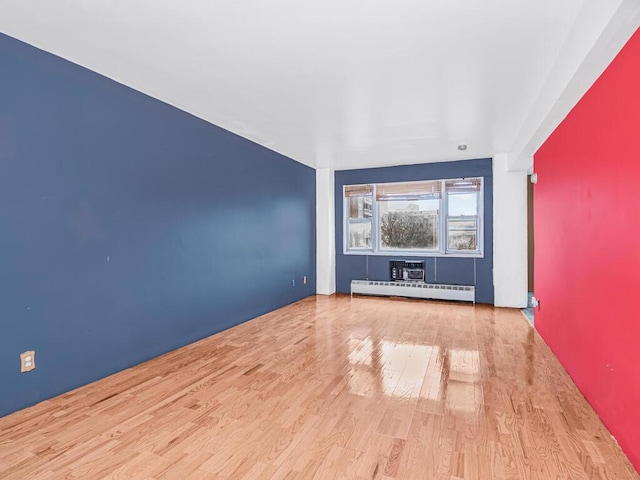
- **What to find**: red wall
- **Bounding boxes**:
[535,28,640,471]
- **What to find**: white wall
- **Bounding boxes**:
[508,0,640,171]
[316,168,336,295]
[493,154,529,308]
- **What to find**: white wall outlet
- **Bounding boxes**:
[292,279,295,287]
[303,276,307,284]
[21,351,35,373]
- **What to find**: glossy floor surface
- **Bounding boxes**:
[0,295,637,479]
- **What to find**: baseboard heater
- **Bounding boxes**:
[350,280,475,303]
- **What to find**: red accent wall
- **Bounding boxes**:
[535,28,640,472]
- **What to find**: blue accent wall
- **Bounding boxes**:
[0,34,316,417]
[335,159,494,303]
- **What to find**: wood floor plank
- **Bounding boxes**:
[0,295,638,479]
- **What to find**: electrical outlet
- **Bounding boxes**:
[21,351,35,373]
[531,296,540,310]
[292,279,295,287]
[303,276,307,284]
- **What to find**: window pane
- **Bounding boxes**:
[448,193,477,216]
[348,221,372,249]
[349,196,372,219]
[447,219,476,231]
[448,219,478,251]
[379,199,439,250]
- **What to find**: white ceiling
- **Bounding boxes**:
[0,0,638,170]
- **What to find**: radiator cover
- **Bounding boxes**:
[350,280,475,303]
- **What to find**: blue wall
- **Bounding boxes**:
[0,34,316,417]
[335,159,494,304]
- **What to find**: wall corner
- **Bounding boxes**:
[316,168,336,295]
[493,154,529,308]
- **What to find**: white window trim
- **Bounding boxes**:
[343,178,484,258]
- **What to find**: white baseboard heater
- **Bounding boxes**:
[351,280,475,303]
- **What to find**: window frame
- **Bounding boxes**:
[343,177,484,258]
[343,184,374,251]
[444,179,483,255]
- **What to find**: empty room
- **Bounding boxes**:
[1,1,639,479]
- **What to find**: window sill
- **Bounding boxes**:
[342,250,483,259]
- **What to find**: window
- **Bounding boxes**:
[446,178,481,252]
[344,185,373,250]
[343,177,483,256]
[377,180,441,251]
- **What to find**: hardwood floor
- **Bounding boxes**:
[0,295,637,479]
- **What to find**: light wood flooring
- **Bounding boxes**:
[0,295,638,479]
